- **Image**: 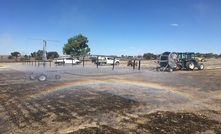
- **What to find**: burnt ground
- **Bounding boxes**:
[0,63,221,134]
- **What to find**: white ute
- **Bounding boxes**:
[54,57,81,65]
[96,57,120,65]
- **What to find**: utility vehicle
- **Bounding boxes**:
[95,57,120,65]
[53,57,81,65]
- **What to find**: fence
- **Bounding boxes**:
[22,58,147,71]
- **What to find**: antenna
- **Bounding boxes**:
[27,38,60,61]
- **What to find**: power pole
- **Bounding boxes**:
[27,38,60,61]
[43,40,47,61]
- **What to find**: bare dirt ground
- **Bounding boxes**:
[0,59,221,134]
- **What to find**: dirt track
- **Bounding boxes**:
[0,62,221,134]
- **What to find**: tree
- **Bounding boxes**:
[20,55,29,61]
[8,55,13,59]
[10,51,20,61]
[31,52,37,58]
[63,34,91,57]
[31,50,43,60]
[143,53,157,60]
[47,51,59,60]
[36,50,43,60]
[204,53,213,58]
[195,52,202,57]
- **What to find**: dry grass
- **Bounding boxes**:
[0,58,221,133]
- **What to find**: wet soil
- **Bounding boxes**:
[0,64,221,134]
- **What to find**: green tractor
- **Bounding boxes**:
[177,52,204,70]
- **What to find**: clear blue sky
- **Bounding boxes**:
[0,0,221,56]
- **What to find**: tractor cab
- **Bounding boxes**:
[177,52,195,61]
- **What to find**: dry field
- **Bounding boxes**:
[0,59,221,134]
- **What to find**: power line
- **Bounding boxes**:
[27,38,60,42]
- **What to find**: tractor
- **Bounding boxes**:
[156,52,204,72]
[176,52,204,70]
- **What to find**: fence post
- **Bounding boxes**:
[133,60,135,70]
[72,58,73,67]
[43,61,45,68]
[96,56,99,68]
[138,60,141,70]
[83,56,85,67]
[112,58,115,70]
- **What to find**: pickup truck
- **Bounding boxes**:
[95,57,120,65]
[53,57,81,65]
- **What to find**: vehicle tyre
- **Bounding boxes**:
[29,75,35,80]
[38,74,47,82]
[197,63,204,70]
[186,61,195,70]
[168,67,173,72]
[55,75,61,79]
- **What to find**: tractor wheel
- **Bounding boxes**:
[197,63,204,70]
[38,74,47,82]
[186,61,195,70]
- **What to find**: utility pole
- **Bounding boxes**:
[27,38,60,66]
[43,40,47,61]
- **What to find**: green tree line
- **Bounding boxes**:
[8,51,59,61]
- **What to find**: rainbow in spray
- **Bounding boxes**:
[26,79,194,101]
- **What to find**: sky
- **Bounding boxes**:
[0,0,221,56]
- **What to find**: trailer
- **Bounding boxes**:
[156,52,177,72]
[28,70,61,82]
